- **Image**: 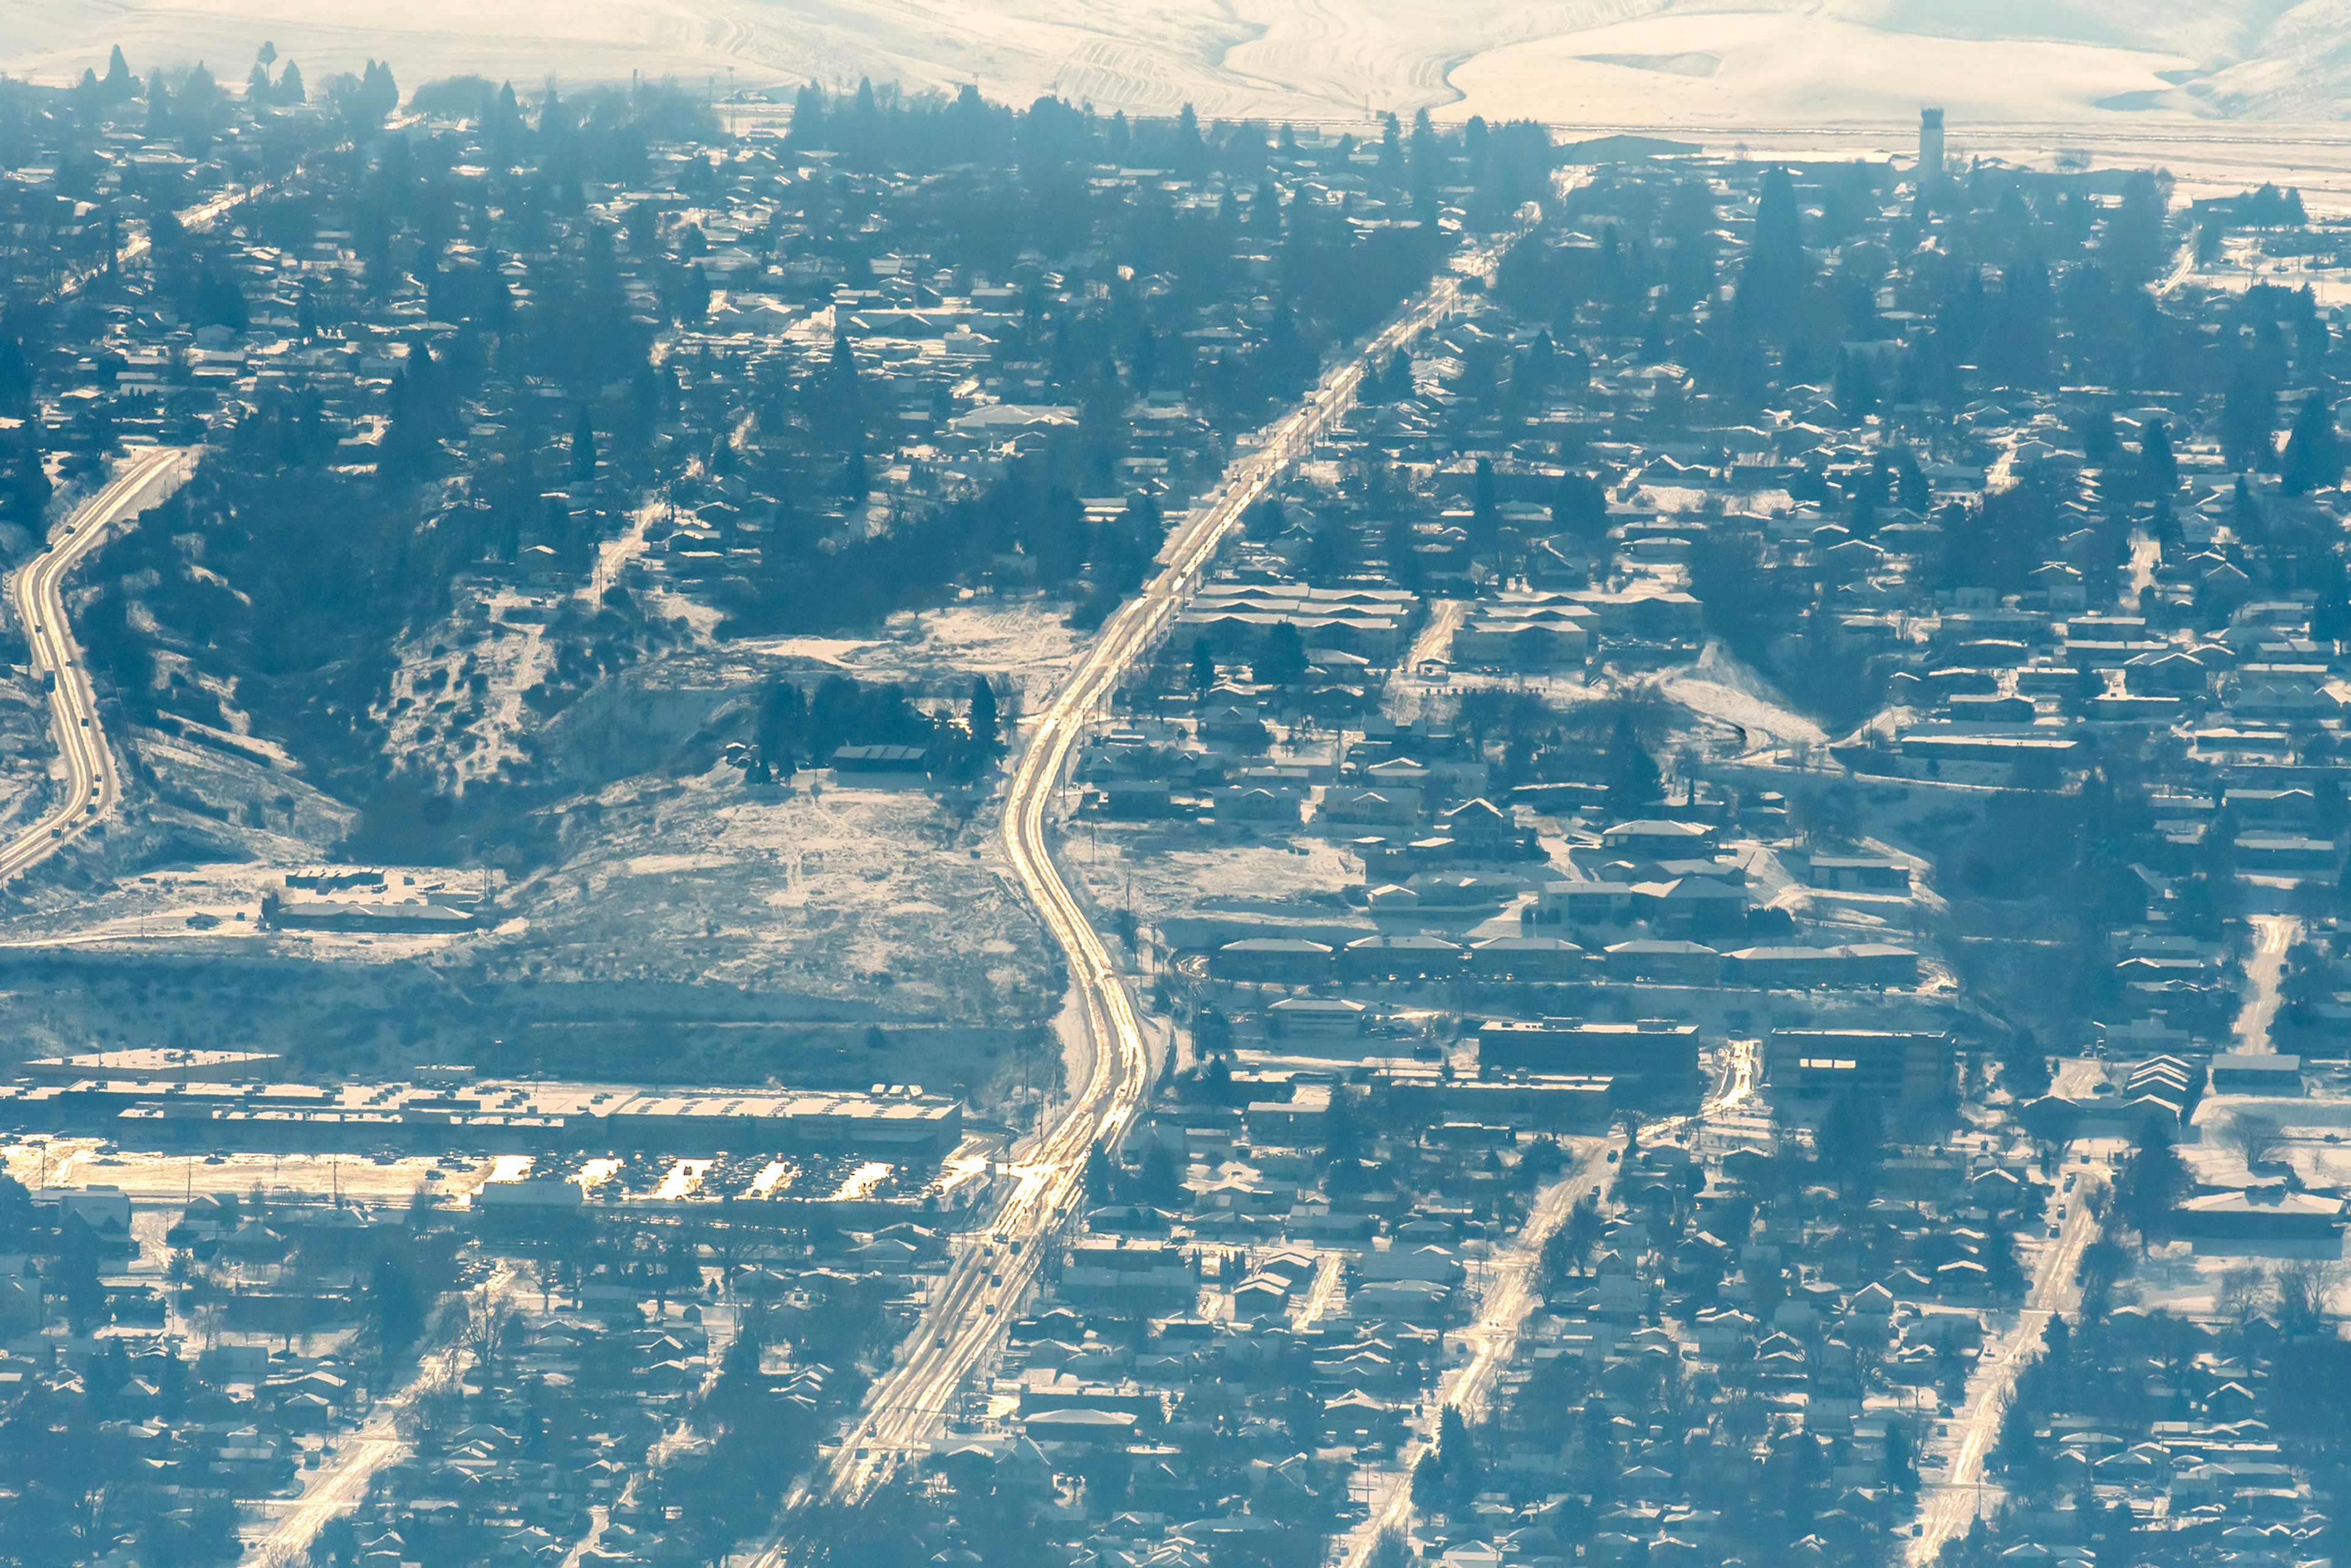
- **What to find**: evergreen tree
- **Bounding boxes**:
[1553,470,1609,539]
[1409,1449,1447,1515]
[56,1221,109,1334]
[820,331,863,448]
[1833,349,1879,419]
[1172,102,1205,175]
[2105,170,2170,284]
[2281,391,2343,495]
[1739,165,1809,326]
[571,405,598,482]
[2139,418,2178,498]
[2222,356,2281,470]
[1437,1402,1482,1510]
[1384,345,1413,401]
[1190,637,1217,692]
[1254,621,1308,686]
[102,45,134,103]
[787,81,826,147]
[354,58,400,122]
[969,675,1000,760]
[1604,712,1663,819]
[2116,1124,2190,1250]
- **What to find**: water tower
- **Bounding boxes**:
[1919,108,1946,182]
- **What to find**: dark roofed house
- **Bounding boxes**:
[1468,935,1588,981]
[1722,943,1920,988]
[828,744,931,786]
[1210,938,1335,985]
[1631,877,1750,935]
[1339,934,1464,982]
[1600,820,1720,858]
[1603,939,1722,985]
[2210,1052,2303,1096]
[1804,855,1913,893]
[2170,1188,2344,1244]
[1477,1018,1698,1081]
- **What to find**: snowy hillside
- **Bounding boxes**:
[0,0,2344,124]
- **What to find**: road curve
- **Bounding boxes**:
[0,446,190,882]
[800,233,1529,1519]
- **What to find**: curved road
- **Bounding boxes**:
[0,445,190,882]
[800,230,1531,1520]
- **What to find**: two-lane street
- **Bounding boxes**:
[0,445,190,882]
[1907,1057,2107,1561]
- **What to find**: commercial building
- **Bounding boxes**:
[0,1076,963,1160]
[1476,1018,1699,1082]
[1764,1029,1955,1108]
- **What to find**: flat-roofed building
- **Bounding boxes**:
[1477,1018,1698,1081]
[0,1077,963,1160]
[1764,1028,1954,1108]
[22,1048,280,1084]
[1210,937,1335,985]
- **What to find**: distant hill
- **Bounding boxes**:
[0,0,2345,125]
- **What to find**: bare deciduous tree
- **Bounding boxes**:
[2215,1264,2268,1329]
[2220,1111,2285,1171]
[2275,1258,2346,1335]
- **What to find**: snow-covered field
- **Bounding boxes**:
[9,0,2351,128]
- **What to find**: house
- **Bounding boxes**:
[1348,1278,1453,1321]
[827,744,931,786]
[1466,935,1589,980]
[1630,877,1750,934]
[1360,1245,1465,1286]
[1435,797,1536,859]
[1599,820,1720,859]
[1803,855,1913,893]
[1060,1239,1198,1309]
[2232,835,2336,874]
[1338,934,1464,982]
[1721,942,1920,988]
[2169,1189,2345,1244]
[1603,939,1723,985]
[1210,939,1335,985]
[2208,1052,2302,1096]
[1264,997,1368,1043]
[1539,880,1638,925]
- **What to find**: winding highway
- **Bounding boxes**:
[0,445,190,882]
[790,230,1531,1525]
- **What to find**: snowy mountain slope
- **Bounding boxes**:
[0,0,2345,124]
